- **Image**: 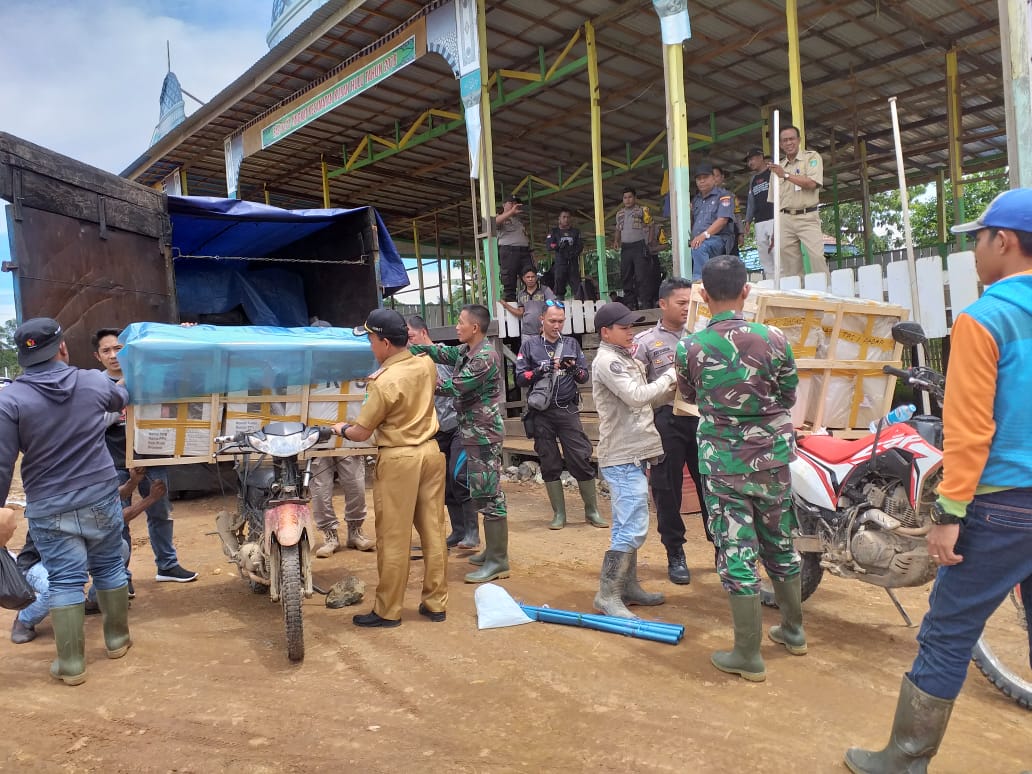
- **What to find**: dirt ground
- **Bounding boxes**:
[1,480,1028,774]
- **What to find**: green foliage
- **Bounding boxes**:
[909,174,1008,247]
[0,319,20,378]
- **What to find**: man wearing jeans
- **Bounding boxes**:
[590,303,676,619]
[846,190,1032,772]
[94,328,196,584]
[0,318,131,685]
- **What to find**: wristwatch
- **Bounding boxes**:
[703,230,711,239]
[929,500,963,526]
[339,423,352,440]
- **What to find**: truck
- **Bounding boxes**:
[0,131,408,491]
[0,131,408,370]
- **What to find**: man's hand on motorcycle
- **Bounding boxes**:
[927,524,963,566]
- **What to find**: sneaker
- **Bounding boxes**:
[127,579,136,599]
[156,564,198,583]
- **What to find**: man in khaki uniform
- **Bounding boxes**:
[333,309,448,628]
[768,125,828,277]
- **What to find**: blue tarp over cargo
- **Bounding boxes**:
[118,323,376,404]
[166,196,408,326]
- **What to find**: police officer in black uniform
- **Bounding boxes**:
[633,277,713,584]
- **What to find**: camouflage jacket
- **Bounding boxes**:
[410,339,504,446]
[675,310,798,475]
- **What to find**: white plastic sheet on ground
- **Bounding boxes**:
[474,583,533,629]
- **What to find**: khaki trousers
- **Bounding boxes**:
[778,211,828,277]
[372,440,448,619]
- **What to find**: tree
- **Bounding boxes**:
[909,174,1008,247]
[0,319,20,378]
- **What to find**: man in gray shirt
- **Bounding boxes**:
[495,194,534,302]
[613,187,657,310]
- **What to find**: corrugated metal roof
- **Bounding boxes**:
[127,0,1006,247]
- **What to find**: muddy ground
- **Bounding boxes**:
[1,480,1028,774]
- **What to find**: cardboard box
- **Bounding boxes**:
[132,399,221,458]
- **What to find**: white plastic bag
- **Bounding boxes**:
[474,583,533,629]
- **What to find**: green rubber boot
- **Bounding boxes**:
[844,675,954,774]
[49,603,87,686]
[97,585,132,659]
[768,575,807,655]
[711,594,766,682]
[464,519,511,583]
[545,480,567,530]
[578,479,608,528]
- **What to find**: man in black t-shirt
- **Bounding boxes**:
[743,148,775,276]
[93,328,197,587]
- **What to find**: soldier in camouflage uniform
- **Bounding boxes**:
[410,304,510,584]
[675,255,805,682]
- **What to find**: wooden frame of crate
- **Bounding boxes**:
[125,383,375,468]
[683,286,908,439]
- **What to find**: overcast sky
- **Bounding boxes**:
[0,0,271,323]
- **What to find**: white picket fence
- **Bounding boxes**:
[496,252,981,341]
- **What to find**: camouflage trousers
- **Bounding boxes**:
[704,465,801,595]
[464,443,507,520]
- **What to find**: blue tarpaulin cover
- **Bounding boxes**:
[166,196,409,326]
[118,323,376,404]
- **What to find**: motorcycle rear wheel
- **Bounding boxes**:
[280,544,305,662]
[971,586,1031,710]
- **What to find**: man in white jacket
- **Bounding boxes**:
[591,303,677,618]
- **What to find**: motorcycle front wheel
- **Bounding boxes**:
[280,543,305,662]
[760,552,824,608]
[971,584,1031,710]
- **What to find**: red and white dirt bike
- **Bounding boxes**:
[779,321,1030,709]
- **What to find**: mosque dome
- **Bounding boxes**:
[150,71,187,145]
[268,0,332,49]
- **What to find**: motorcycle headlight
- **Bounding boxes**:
[247,428,322,457]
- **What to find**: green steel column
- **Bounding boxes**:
[585,20,609,295]
[652,2,694,279]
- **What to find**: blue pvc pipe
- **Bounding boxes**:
[519,605,684,645]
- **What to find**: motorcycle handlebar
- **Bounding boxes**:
[882,365,912,379]
[318,427,334,442]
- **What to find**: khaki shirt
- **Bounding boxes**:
[632,321,683,408]
[355,350,440,447]
[769,148,823,211]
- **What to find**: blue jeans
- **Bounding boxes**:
[691,235,729,280]
[909,489,1032,699]
[26,490,127,608]
[601,463,651,553]
[18,563,50,627]
[119,467,178,572]
[19,539,129,625]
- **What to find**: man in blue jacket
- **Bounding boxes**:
[0,318,131,685]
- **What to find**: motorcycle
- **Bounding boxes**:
[213,421,333,662]
[785,320,1030,709]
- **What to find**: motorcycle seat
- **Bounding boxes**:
[798,434,874,464]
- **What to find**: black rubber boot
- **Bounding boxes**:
[464,519,510,583]
[623,549,665,606]
[445,504,465,548]
[768,575,807,655]
[49,603,87,686]
[844,675,954,774]
[666,545,691,585]
[96,585,132,659]
[545,480,567,530]
[711,593,766,682]
[593,550,636,619]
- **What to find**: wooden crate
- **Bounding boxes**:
[681,286,907,437]
[126,382,375,467]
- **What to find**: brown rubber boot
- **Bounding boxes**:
[593,550,636,619]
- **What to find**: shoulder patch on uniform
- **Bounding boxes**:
[609,360,624,374]
[809,158,818,167]
[720,196,731,205]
